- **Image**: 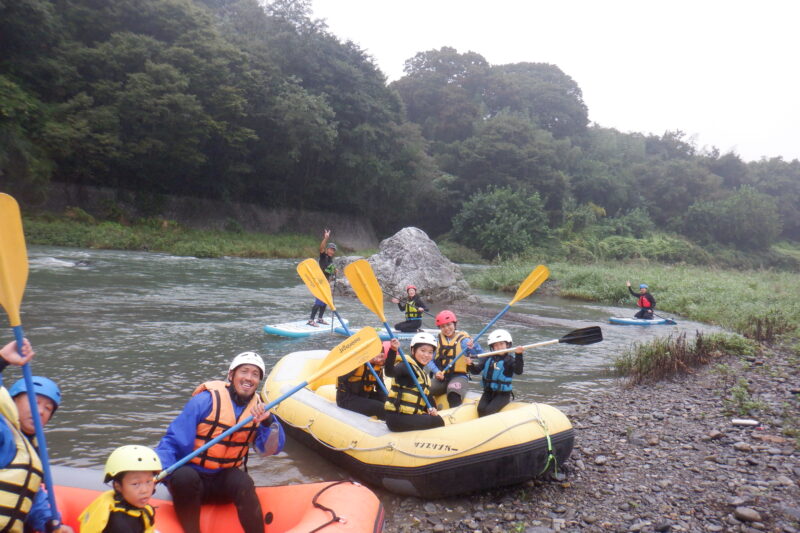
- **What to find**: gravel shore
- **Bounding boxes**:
[380,347,800,532]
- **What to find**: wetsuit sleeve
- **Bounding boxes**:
[627,286,638,298]
[383,349,398,377]
[415,297,427,311]
[155,392,213,470]
[468,357,486,375]
[254,417,286,455]
[646,294,656,307]
[26,488,51,532]
[513,353,524,375]
[397,301,405,312]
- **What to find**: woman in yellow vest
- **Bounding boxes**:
[79,445,162,533]
[383,333,444,432]
[337,339,397,418]
[430,310,483,408]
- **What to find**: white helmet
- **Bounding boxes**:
[229,351,265,379]
[487,329,513,346]
[410,332,437,349]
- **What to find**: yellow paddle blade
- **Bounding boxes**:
[343,259,386,322]
[0,194,29,327]
[297,258,335,310]
[308,327,382,388]
[510,264,549,305]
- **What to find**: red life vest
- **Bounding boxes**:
[190,381,258,470]
[638,295,652,308]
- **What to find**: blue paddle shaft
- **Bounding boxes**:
[333,311,388,396]
[382,323,432,410]
[12,325,60,525]
[442,304,510,373]
[161,381,299,479]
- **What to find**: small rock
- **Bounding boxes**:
[733,441,752,452]
[594,455,608,465]
[582,515,598,524]
[654,520,672,532]
[734,506,762,522]
[423,502,437,513]
[708,430,724,440]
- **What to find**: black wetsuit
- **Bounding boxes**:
[628,286,656,319]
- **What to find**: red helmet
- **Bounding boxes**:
[406,285,417,292]
[435,310,457,326]
[381,340,393,357]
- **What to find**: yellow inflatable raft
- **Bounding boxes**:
[262,349,574,498]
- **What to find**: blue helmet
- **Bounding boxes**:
[8,376,62,411]
[639,283,649,289]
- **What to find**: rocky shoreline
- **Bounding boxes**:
[380,347,799,532]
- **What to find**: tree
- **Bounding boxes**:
[451,187,550,259]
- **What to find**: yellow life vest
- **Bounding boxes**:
[404,300,422,320]
[339,362,384,395]
[78,490,155,533]
[435,331,469,374]
[0,388,43,533]
[191,381,258,470]
[384,359,430,415]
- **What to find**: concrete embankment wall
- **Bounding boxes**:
[33,183,379,250]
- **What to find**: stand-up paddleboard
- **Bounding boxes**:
[609,316,675,326]
[333,325,438,340]
[264,317,348,338]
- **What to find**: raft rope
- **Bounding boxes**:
[281,408,559,460]
[308,480,351,533]
[532,401,559,477]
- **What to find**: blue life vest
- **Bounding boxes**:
[481,357,513,392]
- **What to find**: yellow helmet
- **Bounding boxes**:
[104,445,162,482]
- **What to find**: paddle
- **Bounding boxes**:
[296,259,388,395]
[0,193,61,525]
[344,259,433,410]
[442,264,549,373]
[475,327,603,358]
[157,327,382,481]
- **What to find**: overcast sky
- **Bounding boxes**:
[310,0,799,163]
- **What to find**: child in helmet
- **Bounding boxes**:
[468,329,524,417]
[430,310,482,408]
[79,445,162,533]
[308,229,337,326]
[391,285,428,332]
[383,332,444,431]
[626,280,656,319]
[337,338,398,418]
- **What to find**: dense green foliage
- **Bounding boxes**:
[2,0,798,256]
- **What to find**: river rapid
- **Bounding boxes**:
[9,246,718,487]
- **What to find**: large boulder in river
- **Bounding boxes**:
[334,227,476,305]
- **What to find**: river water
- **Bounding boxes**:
[7,246,718,486]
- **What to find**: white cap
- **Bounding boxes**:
[229,351,265,378]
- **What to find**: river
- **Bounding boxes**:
[7,246,718,487]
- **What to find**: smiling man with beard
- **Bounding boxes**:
[155,352,285,533]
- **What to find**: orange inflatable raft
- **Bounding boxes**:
[51,466,384,532]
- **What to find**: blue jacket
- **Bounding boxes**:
[156,390,285,476]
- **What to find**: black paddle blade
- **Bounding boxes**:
[559,326,603,345]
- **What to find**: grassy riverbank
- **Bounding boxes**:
[469,260,800,343]
[23,215,320,258]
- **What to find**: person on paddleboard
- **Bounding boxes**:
[336,338,397,418]
[8,375,73,533]
[383,333,444,431]
[430,310,482,408]
[308,229,337,327]
[79,445,162,533]
[468,329,524,417]
[155,351,285,533]
[627,280,656,319]
[391,285,428,333]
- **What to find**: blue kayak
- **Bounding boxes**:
[333,326,439,340]
[609,316,675,326]
[263,317,348,338]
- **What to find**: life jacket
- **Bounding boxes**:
[435,331,469,374]
[481,357,513,392]
[384,359,431,415]
[190,381,258,470]
[404,299,422,320]
[78,490,155,533]
[0,388,43,533]
[339,361,384,395]
[319,254,335,279]
[637,294,653,308]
